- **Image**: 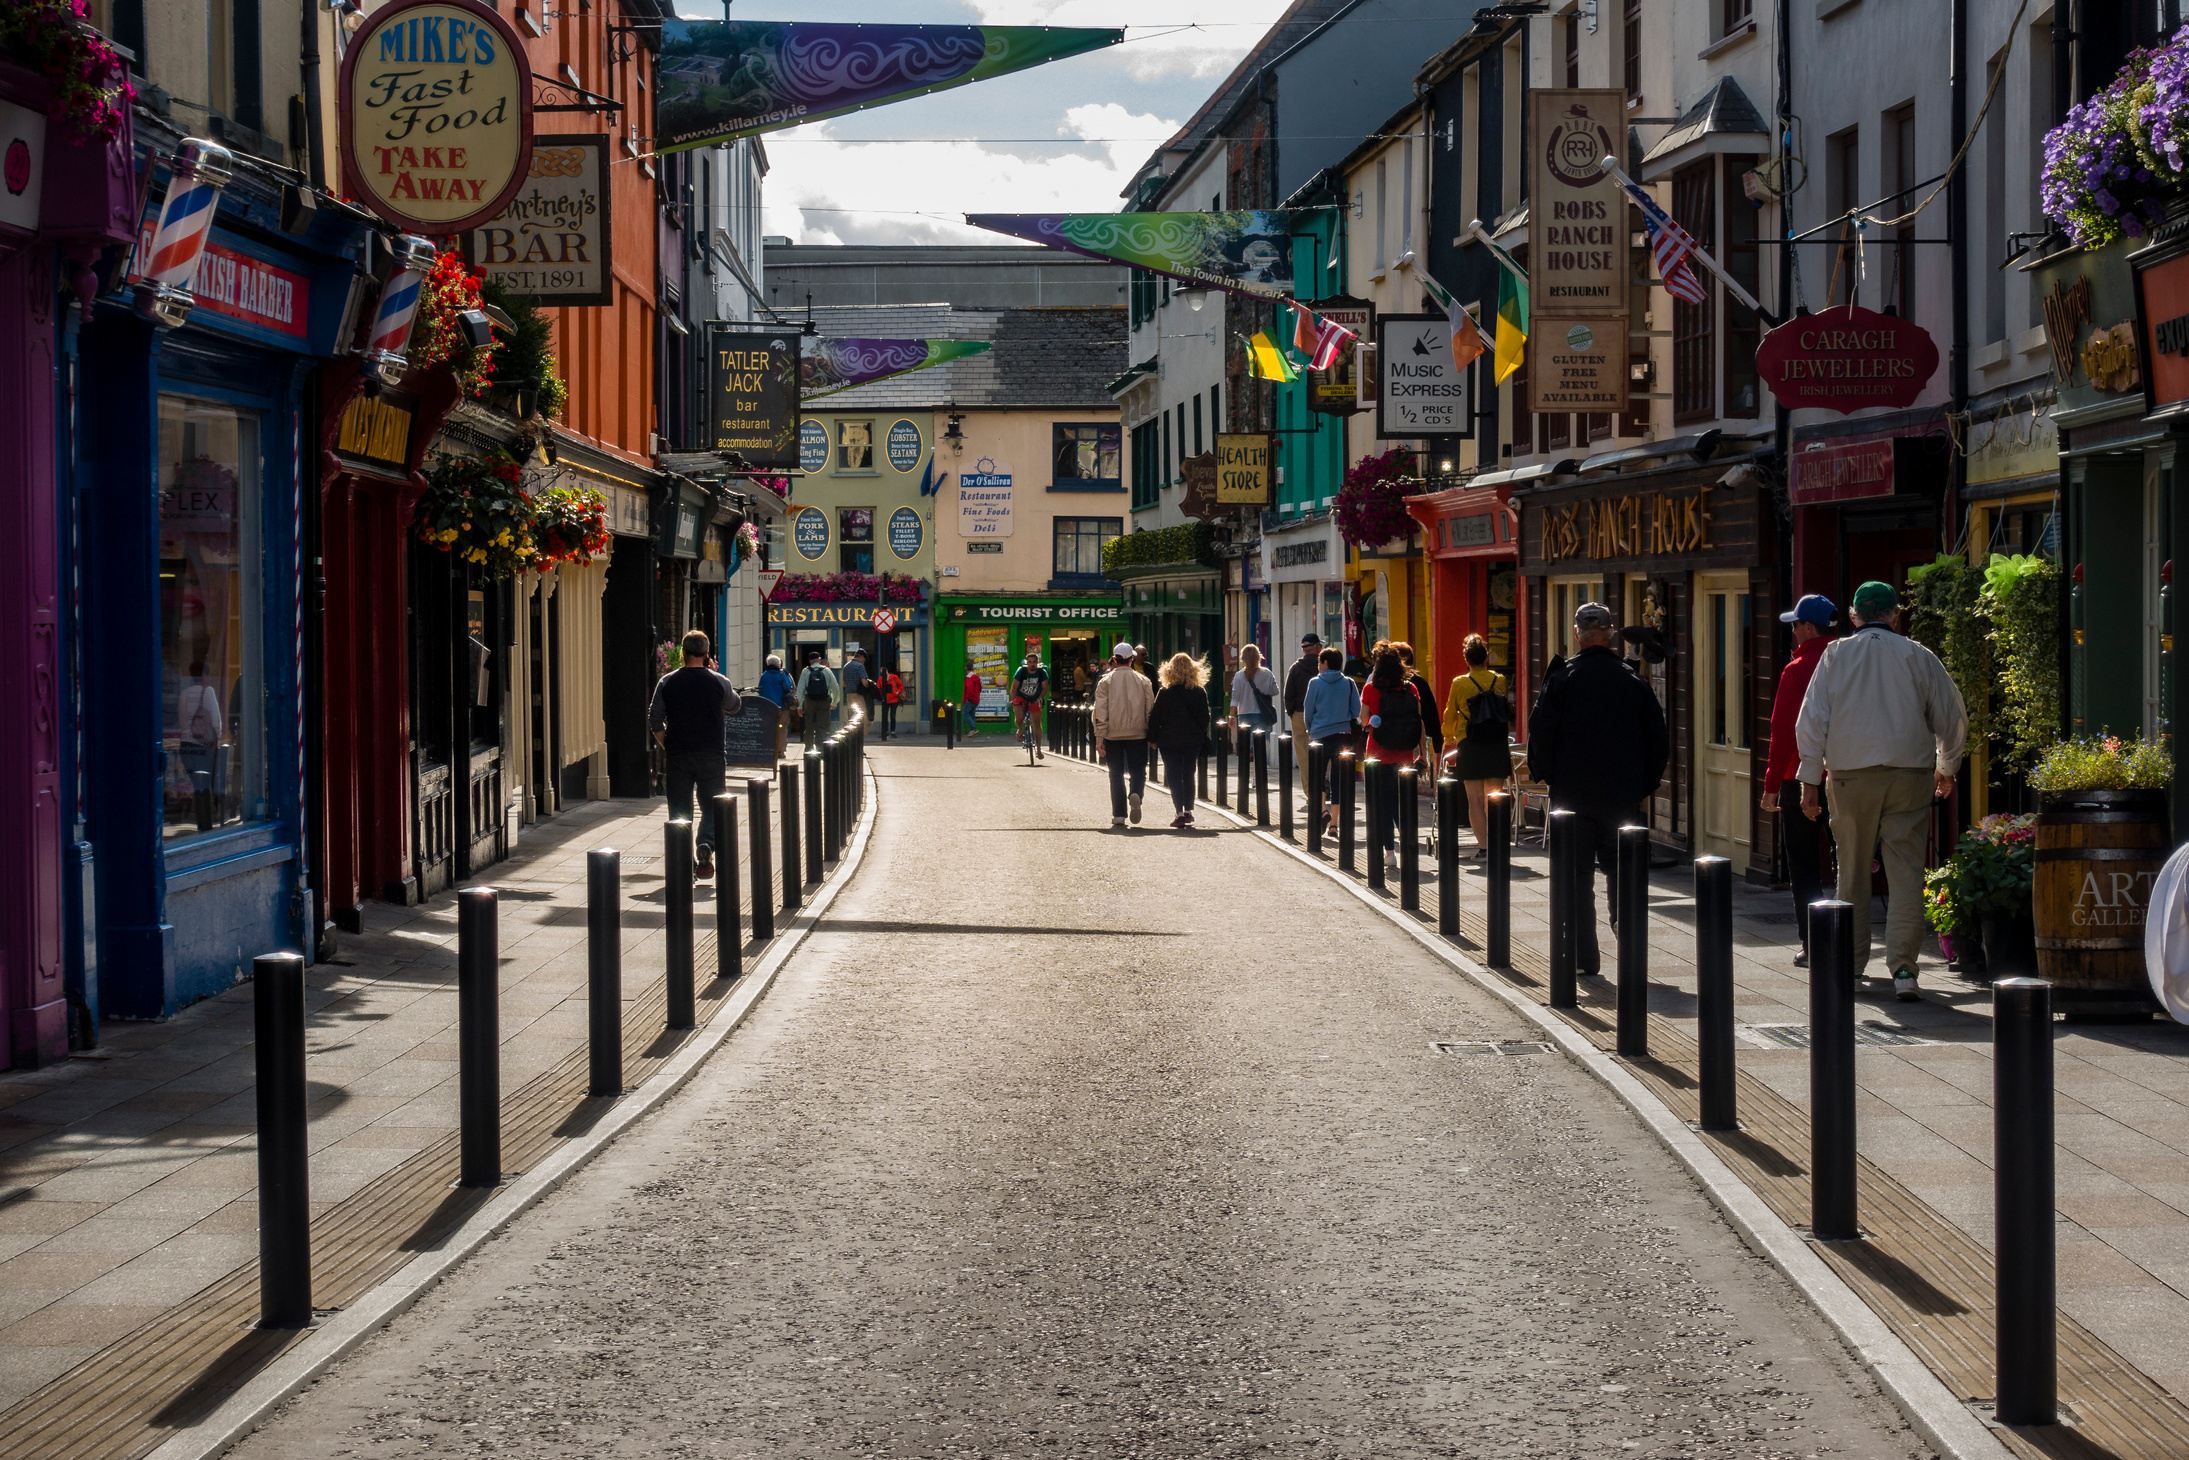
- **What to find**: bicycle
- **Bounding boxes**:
[1015,698,1043,766]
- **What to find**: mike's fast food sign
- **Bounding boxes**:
[339,0,534,235]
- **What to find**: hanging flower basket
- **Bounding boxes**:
[0,2,132,145]
[1335,448,1418,548]
[532,485,610,570]
[2041,25,2189,248]
[412,253,498,396]
[769,571,927,604]
[414,450,540,580]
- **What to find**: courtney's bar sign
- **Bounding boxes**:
[339,0,535,235]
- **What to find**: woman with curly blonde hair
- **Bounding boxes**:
[1146,652,1212,828]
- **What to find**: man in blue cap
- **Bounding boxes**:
[1760,594,1835,966]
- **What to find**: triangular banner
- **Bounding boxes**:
[965,212,1300,299]
[800,338,993,398]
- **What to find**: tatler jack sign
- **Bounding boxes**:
[340,0,536,235]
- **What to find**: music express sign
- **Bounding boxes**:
[341,0,535,235]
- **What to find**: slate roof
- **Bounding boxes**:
[1641,77,1769,170]
[801,304,1127,412]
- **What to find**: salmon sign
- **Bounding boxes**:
[1753,303,1940,413]
[339,0,534,235]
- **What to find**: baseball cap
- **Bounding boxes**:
[1852,580,1899,615]
[1112,641,1135,661]
[1573,602,1615,630]
[1300,632,1323,646]
[1779,594,1835,627]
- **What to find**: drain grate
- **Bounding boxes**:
[1433,1040,1552,1057]
[1738,1022,1937,1050]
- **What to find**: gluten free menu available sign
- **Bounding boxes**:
[340,0,535,235]
[1529,318,1626,414]
[708,326,801,468]
[465,133,611,306]
[958,458,1013,538]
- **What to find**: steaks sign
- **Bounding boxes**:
[1753,304,1939,414]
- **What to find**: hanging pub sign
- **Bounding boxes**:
[1377,314,1474,438]
[708,324,800,469]
[1307,296,1371,416]
[339,0,535,236]
[1752,304,1941,413]
[464,133,610,306]
[1526,90,1629,322]
[1215,434,1272,505]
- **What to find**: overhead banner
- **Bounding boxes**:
[1376,314,1474,438]
[800,337,993,398]
[1526,89,1628,323]
[965,211,1299,298]
[464,133,610,306]
[655,22,1122,152]
[338,0,535,235]
[709,325,801,469]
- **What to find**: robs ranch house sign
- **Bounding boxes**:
[1753,303,1941,414]
[340,0,535,235]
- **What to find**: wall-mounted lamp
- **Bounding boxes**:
[361,234,439,388]
[458,309,494,348]
[942,412,966,452]
[134,139,236,329]
[1183,288,1209,312]
[1630,358,1656,386]
[1439,457,1455,473]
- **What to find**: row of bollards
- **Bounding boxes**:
[251,733,873,1332]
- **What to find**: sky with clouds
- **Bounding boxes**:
[673,2,1295,246]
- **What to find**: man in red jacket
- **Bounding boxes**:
[1760,594,1835,967]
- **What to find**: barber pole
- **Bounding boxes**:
[362,235,439,386]
[133,139,236,328]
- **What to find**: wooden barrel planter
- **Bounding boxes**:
[2034,788,2169,1019]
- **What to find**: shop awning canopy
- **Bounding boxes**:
[1464,459,1577,490]
[1577,429,1724,476]
[1106,360,1158,398]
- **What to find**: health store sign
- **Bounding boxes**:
[339,0,536,235]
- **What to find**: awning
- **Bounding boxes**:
[1639,77,1769,182]
[1106,359,1158,398]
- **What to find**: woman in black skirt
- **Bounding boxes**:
[1440,635,1512,857]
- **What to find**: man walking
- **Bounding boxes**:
[1525,603,1670,976]
[648,629,742,880]
[840,647,871,728]
[795,647,839,750]
[1091,640,1154,825]
[1760,595,1836,967]
[1284,632,1322,751]
[1795,580,1967,1001]
[755,652,794,758]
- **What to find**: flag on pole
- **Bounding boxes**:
[1292,304,1351,371]
[1248,330,1299,382]
[1415,269,1489,374]
[1493,266,1529,383]
[1610,176,1709,305]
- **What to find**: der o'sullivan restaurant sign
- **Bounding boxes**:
[1753,304,1940,413]
[339,0,535,235]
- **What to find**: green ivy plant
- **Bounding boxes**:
[1981,554,2061,772]
[479,277,569,420]
[1905,553,1993,753]
[1102,521,1216,577]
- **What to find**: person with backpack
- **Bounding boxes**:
[1302,646,1362,837]
[755,652,795,758]
[880,664,905,740]
[1360,645,1422,851]
[1010,649,1049,759]
[1394,642,1441,761]
[795,648,840,750]
[1228,643,1280,731]
[1441,635,1514,859]
[1146,651,1212,827]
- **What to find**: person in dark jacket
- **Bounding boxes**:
[1526,602,1670,975]
[1146,652,1212,828]
[647,629,743,880]
[1283,632,1322,751]
[1394,641,1442,760]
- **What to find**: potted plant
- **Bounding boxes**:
[2026,734,2173,1014]
[1924,814,2040,980]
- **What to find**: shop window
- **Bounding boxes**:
[839,508,874,574]
[1547,576,1606,662]
[1884,105,1917,322]
[836,419,874,471]
[1054,422,1122,487]
[1586,412,1613,443]
[1054,517,1122,579]
[1623,0,1641,99]
[1724,156,1761,417]
[160,396,265,843]
[1671,162,1716,423]
[1131,420,1161,510]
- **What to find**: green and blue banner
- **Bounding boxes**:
[655,22,1122,152]
[965,211,1300,298]
[800,338,992,399]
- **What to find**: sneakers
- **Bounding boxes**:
[1170,813,1191,829]
[1792,949,1808,968]
[1893,968,1919,1001]
[1112,815,1127,827]
[1129,793,1143,825]
[694,853,714,881]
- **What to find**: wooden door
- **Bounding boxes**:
[1695,572,1751,862]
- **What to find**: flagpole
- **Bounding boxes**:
[1597,156,1769,318]
[1454,223,1529,285]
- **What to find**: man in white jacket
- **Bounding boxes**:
[1794,579,1967,1001]
[1091,641,1155,826]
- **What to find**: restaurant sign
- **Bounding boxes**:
[1306,297,1371,415]
[1753,304,1940,413]
[339,0,535,235]
[1526,90,1628,322]
[708,325,800,468]
[1541,485,1716,563]
[465,133,611,306]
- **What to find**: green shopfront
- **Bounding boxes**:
[935,593,1126,723]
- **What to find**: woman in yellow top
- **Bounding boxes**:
[1440,634,1512,857]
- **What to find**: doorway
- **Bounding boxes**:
[1695,572,1751,863]
[1050,629,1101,702]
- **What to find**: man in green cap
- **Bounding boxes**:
[1793,579,1967,1001]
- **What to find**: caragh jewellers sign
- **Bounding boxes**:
[340,0,536,235]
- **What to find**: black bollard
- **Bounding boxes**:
[664,822,696,1031]
[1809,898,1858,1240]
[1994,976,2057,1427]
[1398,767,1420,911]
[587,850,622,1097]
[747,779,774,942]
[1236,723,1253,816]
[253,952,311,1327]
[803,749,824,882]
[713,794,742,984]
[1278,734,1295,841]
[1215,720,1229,807]
[1694,855,1736,1129]
[944,701,956,750]
[1365,760,1388,890]
[1306,741,1324,856]
[822,739,841,862]
[1337,751,1358,873]
[1198,734,1210,797]
[1436,776,1459,936]
[1547,810,1577,1006]
[1254,729,1270,827]
[458,886,501,1186]
[780,760,803,911]
[1486,792,1512,967]
[1616,825,1650,1057]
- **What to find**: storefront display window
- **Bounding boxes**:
[158,396,264,843]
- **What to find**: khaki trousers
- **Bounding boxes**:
[1823,765,1934,978]
[1290,711,1310,756]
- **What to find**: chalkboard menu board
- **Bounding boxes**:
[723,697,781,767]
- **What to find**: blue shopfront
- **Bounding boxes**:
[72,137,376,1022]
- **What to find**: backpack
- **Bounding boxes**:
[1464,673,1512,742]
[801,665,831,701]
[1369,682,1421,751]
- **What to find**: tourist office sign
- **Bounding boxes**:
[464,133,611,306]
[339,0,536,235]
[1753,304,1941,413]
[708,324,801,469]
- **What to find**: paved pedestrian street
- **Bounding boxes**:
[228,745,1922,1459]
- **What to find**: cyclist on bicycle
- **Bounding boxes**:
[1010,650,1049,762]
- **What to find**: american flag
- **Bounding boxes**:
[1618,178,1710,306]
